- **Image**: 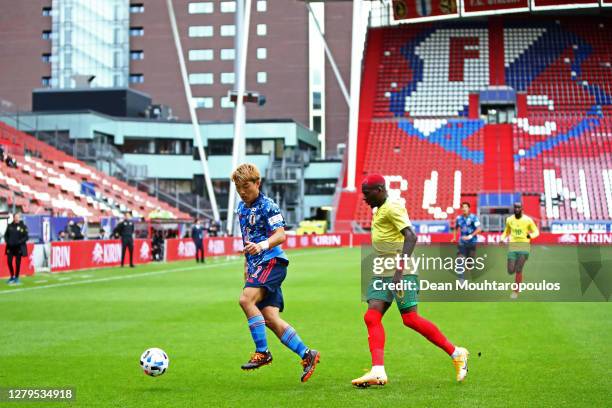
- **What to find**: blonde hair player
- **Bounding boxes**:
[231,163,320,382]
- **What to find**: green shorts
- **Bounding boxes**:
[507,251,530,261]
[366,275,418,311]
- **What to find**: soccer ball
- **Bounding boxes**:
[140,348,169,377]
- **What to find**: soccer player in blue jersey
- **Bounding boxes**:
[232,163,320,382]
[452,202,482,280]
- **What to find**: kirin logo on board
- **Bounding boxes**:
[92,242,122,264]
[558,234,577,244]
[140,241,150,261]
[51,245,71,269]
[311,235,342,247]
[207,239,225,255]
[178,241,196,257]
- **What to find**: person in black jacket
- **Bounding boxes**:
[5,213,28,285]
[152,230,164,261]
[113,212,135,267]
[191,218,205,263]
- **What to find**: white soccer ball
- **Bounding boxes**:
[140,348,169,377]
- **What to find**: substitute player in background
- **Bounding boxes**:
[501,203,539,299]
[232,164,320,382]
[452,202,482,281]
[352,174,469,387]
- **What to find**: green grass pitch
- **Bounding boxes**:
[0,247,610,407]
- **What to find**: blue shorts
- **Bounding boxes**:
[244,257,289,312]
[458,242,476,257]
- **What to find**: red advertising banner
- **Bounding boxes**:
[404,232,612,245]
[463,0,529,14]
[165,237,243,261]
[50,239,151,272]
[532,0,599,9]
[0,243,36,278]
[393,0,459,21]
[603,0,612,7]
[26,232,612,275]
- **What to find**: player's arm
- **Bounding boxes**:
[471,218,482,240]
[501,218,511,241]
[527,220,540,240]
[244,227,285,255]
[451,218,459,242]
[400,226,417,259]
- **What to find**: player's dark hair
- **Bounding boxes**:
[461,202,470,208]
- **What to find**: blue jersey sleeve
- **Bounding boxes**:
[264,202,285,234]
[472,215,481,228]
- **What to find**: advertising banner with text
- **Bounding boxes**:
[392,0,459,22]
[49,239,151,272]
[532,0,599,9]
[463,0,530,15]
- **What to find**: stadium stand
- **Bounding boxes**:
[0,121,189,221]
[336,17,612,230]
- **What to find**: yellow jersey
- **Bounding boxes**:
[502,214,539,243]
[371,199,412,244]
[370,199,414,277]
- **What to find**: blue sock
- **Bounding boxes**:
[248,315,268,352]
[281,326,308,358]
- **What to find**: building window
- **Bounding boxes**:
[256,24,267,36]
[189,2,214,14]
[208,139,233,154]
[129,27,144,36]
[189,26,213,37]
[257,0,267,12]
[220,1,236,12]
[42,30,51,40]
[42,7,52,16]
[41,53,51,63]
[256,48,267,60]
[189,49,214,61]
[220,72,235,84]
[257,72,267,83]
[221,96,235,108]
[129,74,144,83]
[41,77,51,87]
[129,3,144,13]
[193,97,214,109]
[220,25,236,37]
[305,179,337,195]
[312,116,322,133]
[130,50,144,60]
[220,48,235,60]
[189,73,214,85]
[313,92,322,110]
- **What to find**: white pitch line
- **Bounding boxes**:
[0,247,343,295]
[0,263,231,295]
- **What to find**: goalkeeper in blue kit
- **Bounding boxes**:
[232,163,320,382]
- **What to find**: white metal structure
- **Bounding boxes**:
[166,0,220,221]
[226,0,253,235]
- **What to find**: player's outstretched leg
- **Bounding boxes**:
[511,255,527,299]
[401,308,469,382]
[352,303,388,388]
[239,288,273,370]
[262,306,320,382]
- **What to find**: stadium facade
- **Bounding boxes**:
[0,0,353,159]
